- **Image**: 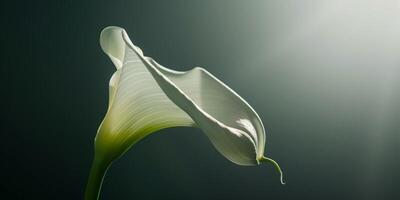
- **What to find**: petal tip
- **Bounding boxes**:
[259,156,285,185]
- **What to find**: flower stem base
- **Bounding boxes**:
[84,157,110,200]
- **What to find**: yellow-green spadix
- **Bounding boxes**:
[85,26,284,200]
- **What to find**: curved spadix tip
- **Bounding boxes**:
[259,156,285,185]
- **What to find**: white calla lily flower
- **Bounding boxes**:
[85,26,284,200]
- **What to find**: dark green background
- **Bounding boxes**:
[2,0,399,199]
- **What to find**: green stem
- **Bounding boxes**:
[84,157,110,200]
[259,156,285,185]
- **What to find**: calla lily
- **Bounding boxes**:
[85,26,284,200]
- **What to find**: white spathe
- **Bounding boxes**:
[95,25,282,173]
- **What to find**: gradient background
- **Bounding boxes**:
[2,0,399,199]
